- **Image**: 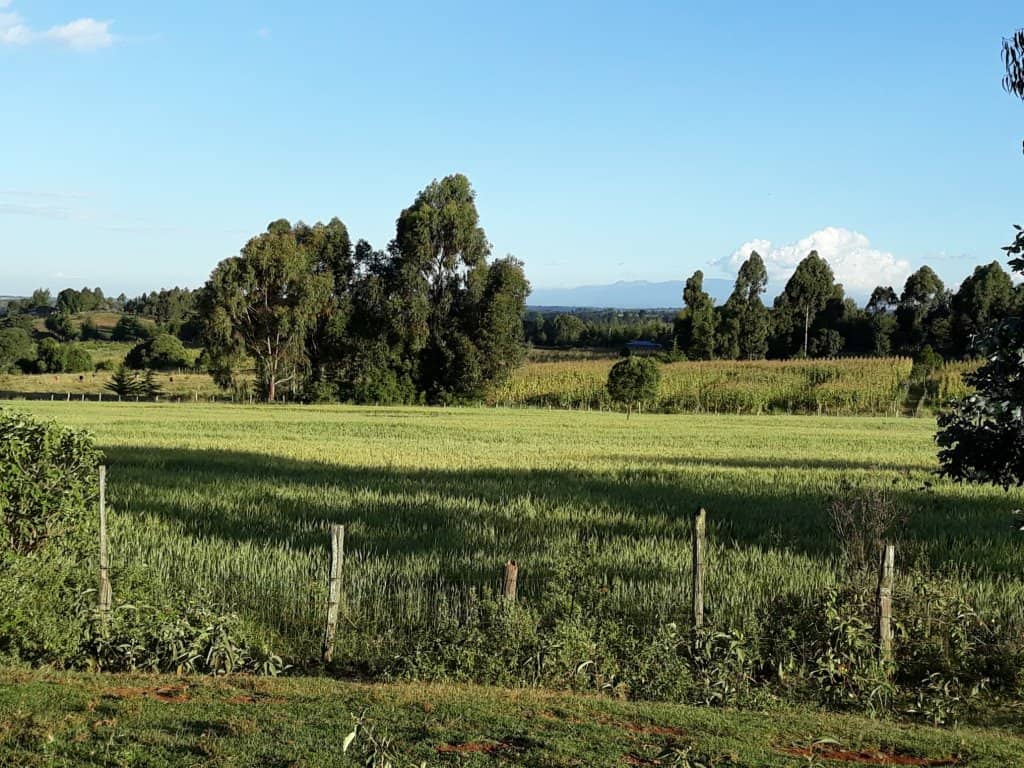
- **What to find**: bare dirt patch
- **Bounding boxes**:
[103,685,189,703]
[780,746,959,766]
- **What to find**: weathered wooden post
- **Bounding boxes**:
[877,543,895,664]
[98,466,112,621]
[692,508,706,629]
[322,524,345,663]
[502,560,519,601]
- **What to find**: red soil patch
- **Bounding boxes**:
[621,721,687,738]
[780,746,959,766]
[437,741,506,754]
[103,685,189,703]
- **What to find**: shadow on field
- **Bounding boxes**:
[607,454,935,473]
[99,444,1022,576]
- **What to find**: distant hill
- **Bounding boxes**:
[527,279,734,309]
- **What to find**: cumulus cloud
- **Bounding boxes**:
[717,227,913,295]
[45,18,113,50]
[0,4,114,50]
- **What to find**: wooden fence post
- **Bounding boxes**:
[502,560,519,601]
[98,466,112,622]
[692,508,706,629]
[322,524,345,663]
[877,543,895,664]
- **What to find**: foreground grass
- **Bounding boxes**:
[2,670,1022,767]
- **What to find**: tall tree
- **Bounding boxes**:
[733,252,770,360]
[391,174,491,401]
[774,251,835,356]
[200,221,331,402]
[896,266,947,354]
[950,261,1015,357]
[682,270,716,360]
[475,256,531,386]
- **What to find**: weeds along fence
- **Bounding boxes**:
[92,465,1001,673]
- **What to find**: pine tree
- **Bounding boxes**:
[104,364,143,398]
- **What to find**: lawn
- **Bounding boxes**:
[2,670,1022,767]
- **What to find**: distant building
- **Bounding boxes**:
[624,340,662,356]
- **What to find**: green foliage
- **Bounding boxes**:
[0,327,37,373]
[45,312,80,341]
[124,333,190,370]
[105,365,144,398]
[680,271,716,360]
[774,251,838,357]
[938,227,1024,488]
[950,261,1014,357]
[33,339,92,374]
[83,598,286,675]
[201,221,332,402]
[111,314,155,342]
[0,410,101,556]
[607,356,661,411]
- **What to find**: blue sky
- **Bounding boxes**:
[1,1,1022,299]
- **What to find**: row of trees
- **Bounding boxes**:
[675,251,1023,361]
[199,174,531,403]
[523,309,673,348]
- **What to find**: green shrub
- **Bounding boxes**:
[0,410,101,555]
[125,333,190,370]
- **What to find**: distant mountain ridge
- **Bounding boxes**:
[527,279,734,310]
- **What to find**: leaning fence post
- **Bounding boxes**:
[322,524,345,663]
[502,560,519,601]
[877,542,895,664]
[692,508,706,629]
[98,466,112,622]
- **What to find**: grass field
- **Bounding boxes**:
[6,402,1022,669]
[491,357,977,415]
[3,670,1023,767]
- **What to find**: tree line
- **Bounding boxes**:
[675,251,1021,361]
[199,174,530,403]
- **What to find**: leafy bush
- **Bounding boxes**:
[125,333,190,370]
[0,410,102,555]
[0,410,284,674]
[111,314,153,342]
[607,356,660,413]
[0,328,37,373]
[34,339,93,373]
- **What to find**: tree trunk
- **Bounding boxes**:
[267,377,276,403]
[803,307,810,355]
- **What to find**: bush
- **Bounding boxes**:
[35,339,93,374]
[0,410,101,555]
[125,333,190,370]
[607,356,660,414]
[0,327,37,373]
[0,410,284,673]
[44,312,80,341]
[111,314,153,342]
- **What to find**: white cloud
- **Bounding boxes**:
[0,4,115,50]
[45,18,113,51]
[0,10,32,44]
[718,226,913,294]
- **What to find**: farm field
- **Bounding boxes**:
[0,354,978,416]
[2,670,1023,767]
[491,356,977,415]
[8,402,1023,674]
